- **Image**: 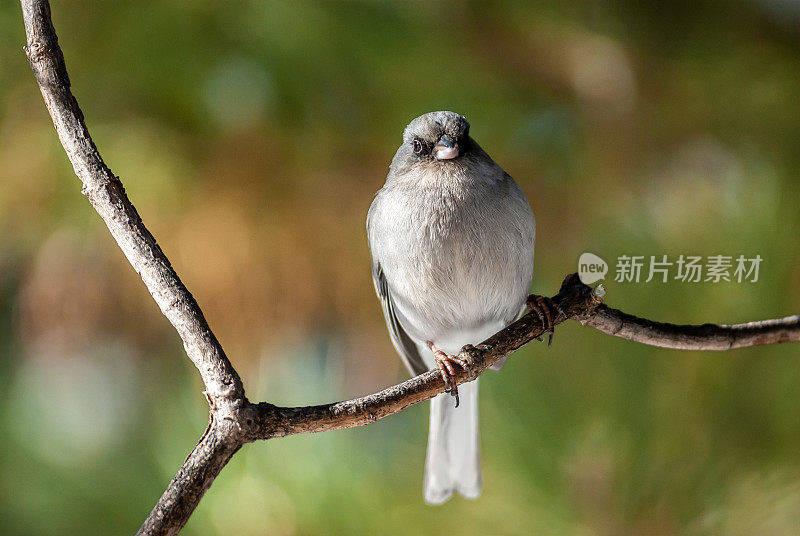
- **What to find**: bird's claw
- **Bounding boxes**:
[428,342,471,407]
[526,294,564,346]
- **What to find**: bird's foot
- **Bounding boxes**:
[426,341,471,408]
[526,294,564,346]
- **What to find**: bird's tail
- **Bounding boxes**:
[423,379,481,504]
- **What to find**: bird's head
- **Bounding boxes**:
[401,111,471,163]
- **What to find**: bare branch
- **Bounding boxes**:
[137,419,242,536]
[21,2,247,532]
[246,275,800,440]
[580,306,800,350]
[19,0,244,405]
[19,2,800,535]
[246,274,603,440]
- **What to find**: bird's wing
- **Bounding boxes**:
[372,262,429,377]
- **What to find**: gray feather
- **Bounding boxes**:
[371,262,428,376]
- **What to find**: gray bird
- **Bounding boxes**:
[367,111,555,504]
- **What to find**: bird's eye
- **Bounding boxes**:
[412,139,423,154]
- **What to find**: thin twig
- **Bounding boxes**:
[580,306,800,350]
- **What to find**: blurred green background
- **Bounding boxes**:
[2,1,800,534]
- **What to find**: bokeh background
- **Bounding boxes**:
[2,1,800,534]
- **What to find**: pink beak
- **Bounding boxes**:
[434,145,459,160]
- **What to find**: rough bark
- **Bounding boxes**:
[19,2,800,535]
[137,420,242,536]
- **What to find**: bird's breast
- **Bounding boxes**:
[371,182,535,344]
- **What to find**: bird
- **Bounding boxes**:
[367,111,558,504]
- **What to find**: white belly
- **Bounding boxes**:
[372,184,535,347]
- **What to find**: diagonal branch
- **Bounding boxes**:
[246,274,603,440]
[246,275,800,440]
[135,419,243,536]
[21,2,247,531]
[19,2,800,536]
[20,0,244,406]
